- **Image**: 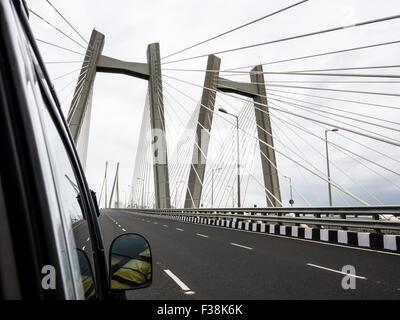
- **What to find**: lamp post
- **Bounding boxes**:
[218,108,241,208]
[137,177,144,208]
[282,175,294,208]
[211,167,222,208]
[325,129,339,207]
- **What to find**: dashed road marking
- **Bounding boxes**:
[307,263,367,280]
[176,228,184,232]
[164,269,194,295]
[196,233,209,238]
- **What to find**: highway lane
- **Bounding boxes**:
[98,209,400,300]
[72,219,93,256]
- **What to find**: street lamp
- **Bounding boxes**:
[282,175,294,208]
[218,107,241,208]
[211,167,222,208]
[325,128,339,207]
[137,177,145,208]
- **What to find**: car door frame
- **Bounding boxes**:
[0,0,110,299]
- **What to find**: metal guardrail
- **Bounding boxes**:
[124,206,400,232]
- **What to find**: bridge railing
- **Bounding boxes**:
[124,206,400,233]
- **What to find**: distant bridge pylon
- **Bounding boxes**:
[184,55,282,208]
[67,29,171,209]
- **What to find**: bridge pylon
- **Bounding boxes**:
[67,30,105,169]
[217,65,282,207]
[250,65,281,207]
[184,57,281,208]
[67,29,171,209]
[184,55,221,208]
[147,43,171,209]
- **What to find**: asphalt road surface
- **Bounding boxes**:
[98,209,400,300]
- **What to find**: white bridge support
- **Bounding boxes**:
[109,162,120,208]
[67,29,171,209]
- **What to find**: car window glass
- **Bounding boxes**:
[35,87,97,300]
[7,1,78,298]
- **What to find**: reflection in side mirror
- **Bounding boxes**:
[109,234,152,291]
[76,249,97,300]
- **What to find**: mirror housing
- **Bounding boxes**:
[76,249,97,300]
[109,234,152,292]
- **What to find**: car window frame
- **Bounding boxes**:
[31,40,109,301]
[8,0,110,299]
[0,0,70,299]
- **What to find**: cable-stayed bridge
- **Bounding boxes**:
[29,0,400,299]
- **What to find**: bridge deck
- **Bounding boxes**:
[98,209,400,300]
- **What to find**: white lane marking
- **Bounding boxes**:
[184,291,196,295]
[176,228,184,232]
[122,228,126,232]
[163,225,168,228]
[164,269,194,294]
[82,246,86,251]
[307,263,367,280]
[118,225,122,228]
[231,242,253,250]
[154,222,158,225]
[86,238,90,242]
[196,233,209,238]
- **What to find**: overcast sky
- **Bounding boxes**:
[27,0,400,208]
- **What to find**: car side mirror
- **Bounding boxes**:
[76,249,97,299]
[109,234,152,291]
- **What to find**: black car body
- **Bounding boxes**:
[0,0,150,300]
